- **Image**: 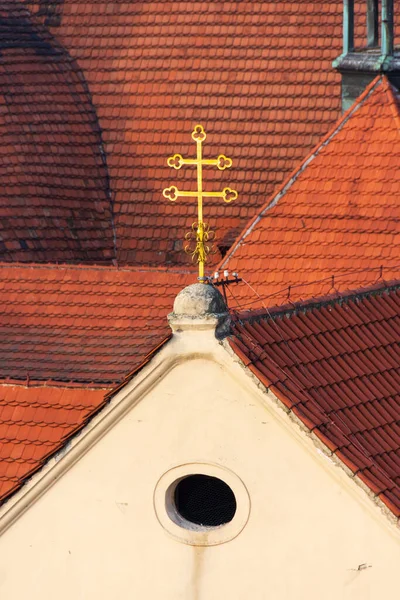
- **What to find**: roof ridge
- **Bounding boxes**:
[0,262,194,275]
[0,380,110,391]
[232,279,400,323]
[219,76,384,270]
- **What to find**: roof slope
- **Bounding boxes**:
[0,385,110,504]
[230,281,400,517]
[221,76,400,307]
[0,260,194,504]
[0,263,193,385]
[26,0,343,266]
[0,1,115,263]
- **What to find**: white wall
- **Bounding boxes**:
[0,352,399,600]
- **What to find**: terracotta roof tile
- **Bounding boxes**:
[0,2,115,263]
[0,263,193,384]
[230,281,400,518]
[21,0,344,266]
[0,384,110,503]
[221,77,400,307]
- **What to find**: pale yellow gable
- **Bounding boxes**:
[0,286,399,599]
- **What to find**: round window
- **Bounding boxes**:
[174,474,236,527]
[154,463,250,546]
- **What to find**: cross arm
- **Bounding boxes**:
[163,186,238,203]
[167,154,233,171]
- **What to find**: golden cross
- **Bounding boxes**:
[163,124,238,283]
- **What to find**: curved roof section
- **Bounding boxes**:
[221,77,400,308]
[27,0,343,266]
[0,1,115,263]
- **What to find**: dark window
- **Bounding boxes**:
[174,475,236,527]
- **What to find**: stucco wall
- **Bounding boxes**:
[0,350,399,600]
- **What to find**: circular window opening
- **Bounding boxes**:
[174,474,237,527]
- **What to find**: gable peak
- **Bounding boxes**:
[169,283,230,338]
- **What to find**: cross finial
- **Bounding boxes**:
[163,124,238,283]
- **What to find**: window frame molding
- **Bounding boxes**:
[153,462,250,546]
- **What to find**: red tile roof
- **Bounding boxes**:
[1,2,399,521]
[0,1,115,264]
[221,76,400,307]
[0,384,110,504]
[23,0,343,266]
[229,281,400,518]
[0,263,193,385]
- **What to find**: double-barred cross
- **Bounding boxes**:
[163,124,238,283]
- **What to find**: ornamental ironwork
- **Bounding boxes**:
[163,124,238,282]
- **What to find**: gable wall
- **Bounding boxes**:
[0,352,399,600]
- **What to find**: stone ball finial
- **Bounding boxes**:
[173,283,227,317]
